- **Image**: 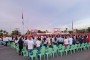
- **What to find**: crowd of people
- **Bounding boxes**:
[0,34,90,55]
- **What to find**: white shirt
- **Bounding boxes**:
[41,37,43,42]
[24,40,28,45]
[41,36,44,41]
[46,38,50,43]
[68,38,73,45]
[36,40,41,47]
[15,40,19,44]
[3,37,9,41]
[44,40,47,44]
[28,40,34,49]
[9,37,12,41]
[74,36,76,40]
[64,38,69,44]
[52,38,54,42]
[18,37,21,40]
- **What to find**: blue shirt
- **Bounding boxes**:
[33,39,36,45]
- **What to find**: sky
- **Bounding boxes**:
[0,0,90,33]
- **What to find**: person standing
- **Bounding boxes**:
[48,38,53,48]
[0,37,2,45]
[54,36,58,45]
[18,37,24,55]
[15,36,19,46]
[83,36,86,43]
[68,36,73,45]
[36,37,41,51]
[27,37,34,54]
[73,35,76,45]
[52,36,55,44]
[3,36,9,46]
[86,35,89,43]
[41,36,44,43]
[46,36,50,45]
[43,36,47,47]
[79,36,83,44]
[32,37,36,49]
[58,36,64,45]
[64,37,69,47]
[24,36,28,50]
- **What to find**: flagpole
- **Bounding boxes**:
[22,12,24,35]
[72,20,73,32]
[72,20,76,42]
[23,22,24,35]
[72,20,73,37]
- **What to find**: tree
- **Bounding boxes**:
[38,30,42,33]
[0,29,3,32]
[0,29,8,37]
[11,30,21,35]
[77,29,86,33]
[68,31,73,34]
[3,30,6,33]
[87,27,90,32]
[37,30,46,33]
[0,32,3,37]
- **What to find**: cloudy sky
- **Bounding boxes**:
[0,0,90,33]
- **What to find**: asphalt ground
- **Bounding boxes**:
[0,45,90,60]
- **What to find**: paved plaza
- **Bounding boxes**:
[0,45,90,60]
